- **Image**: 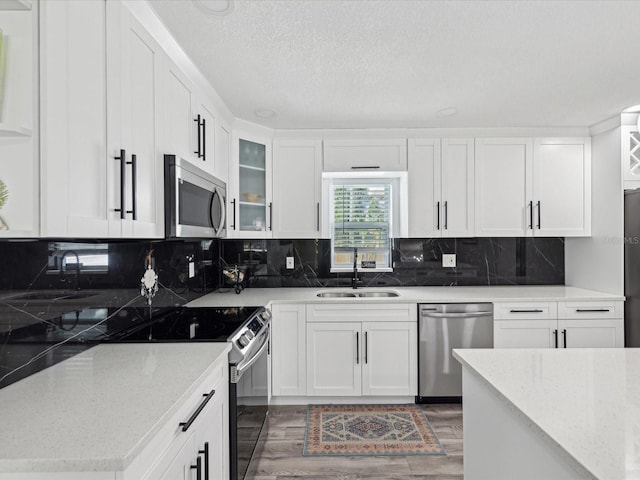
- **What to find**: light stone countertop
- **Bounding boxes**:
[453,348,639,480]
[187,285,623,308]
[0,343,231,473]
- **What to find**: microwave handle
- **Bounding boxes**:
[210,188,226,235]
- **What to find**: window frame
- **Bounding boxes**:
[322,171,408,273]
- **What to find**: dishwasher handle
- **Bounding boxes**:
[420,311,493,318]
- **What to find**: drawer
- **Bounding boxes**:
[307,303,416,322]
[558,301,623,319]
[493,302,557,320]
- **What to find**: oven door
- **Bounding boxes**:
[229,328,269,480]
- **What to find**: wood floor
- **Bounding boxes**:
[246,404,463,480]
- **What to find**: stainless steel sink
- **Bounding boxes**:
[357,291,399,298]
[316,292,358,298]
[316,290,399,298]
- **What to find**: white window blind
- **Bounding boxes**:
[332,183,392,270]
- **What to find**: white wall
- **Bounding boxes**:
[565,116,624,295]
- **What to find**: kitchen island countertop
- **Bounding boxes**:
[453,348,639,480]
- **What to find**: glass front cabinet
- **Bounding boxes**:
[229,130,273,238]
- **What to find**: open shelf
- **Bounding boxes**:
[0,123,32,137]
[0,0,31,11]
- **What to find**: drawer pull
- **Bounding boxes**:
[509,309,544,313]
[179,390,215,432]
[575,309,610,313]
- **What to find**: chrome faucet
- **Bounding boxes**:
[351,247,361,289]
[59,250,81,290]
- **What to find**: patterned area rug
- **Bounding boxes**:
[303,404,446,456]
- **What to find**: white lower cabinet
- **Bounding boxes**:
[271,303,306,396]
[305,303,417,397]
[139,358,229,480]
[494,301,623,349]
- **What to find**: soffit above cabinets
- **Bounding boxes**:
[149,0,640,130]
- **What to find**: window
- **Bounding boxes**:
[323,172,408,272]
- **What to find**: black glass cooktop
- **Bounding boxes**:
[104,306,261,342]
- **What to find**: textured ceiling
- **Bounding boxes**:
[149,0,640,129]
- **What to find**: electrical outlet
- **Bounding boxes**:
[188,261,195,278]
[442,254,456,268]
[286,257,294,269]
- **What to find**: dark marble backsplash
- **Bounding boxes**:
[217,237,564,289]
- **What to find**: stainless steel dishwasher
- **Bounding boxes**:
[417,303,493,402]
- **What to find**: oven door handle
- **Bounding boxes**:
[233,331,269,383]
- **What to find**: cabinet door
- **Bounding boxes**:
[107,1,163,238]
[558,319,623,348]
[232,131,273,237]
[160,62,195,164]
[271,304,306,396]
[493,319,556,348]
[40,0,109,238]
[533,138,591,237]
[362,322,417,396]
[194,387,229,480]
[475,138,533,237]
[151,432,195,480]
[215,122,230,184]
[307,322,361,396]
[407,138,441,237]
[272,139,322,238]
[323,139,407,171]
[441,138,474,237]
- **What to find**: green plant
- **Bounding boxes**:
[0,180,8,209]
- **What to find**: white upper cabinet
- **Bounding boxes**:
[476,137,590,237]
[41,0,164,238]
[323,138,407,171]
[228,128,273,238]
[408,138,474,237]
[475,137,533,237]
[106,0,164,238]
[533,138,591,237]
[272,139,322,238]
[40,0,108,238]
[0,2,38,237]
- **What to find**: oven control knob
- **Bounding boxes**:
[245,330,255,339]
[237,334,250,348]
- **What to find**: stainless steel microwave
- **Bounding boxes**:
[164,155,226,238]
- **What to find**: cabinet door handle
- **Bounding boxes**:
[356,332,359,364]
[179,390,215,432]
[202,117,206,161]
[364,331,368,364]
[268,202,273,231]
[191,455,202,480]
[194,114,202,158]
[317,202,320,231]
[562,329,567,348]
[126,154,137,220]
[575,308,610,313]
[553,329,558,348]
[351,166,380,170]
[444,201,448,230]
[436,201,440,230]
[114,149,126,219]
[230,199,236,230]
[198,442,209,480]
[536,200,541,229]
[528,201,533,230]
[510,309,544,313]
